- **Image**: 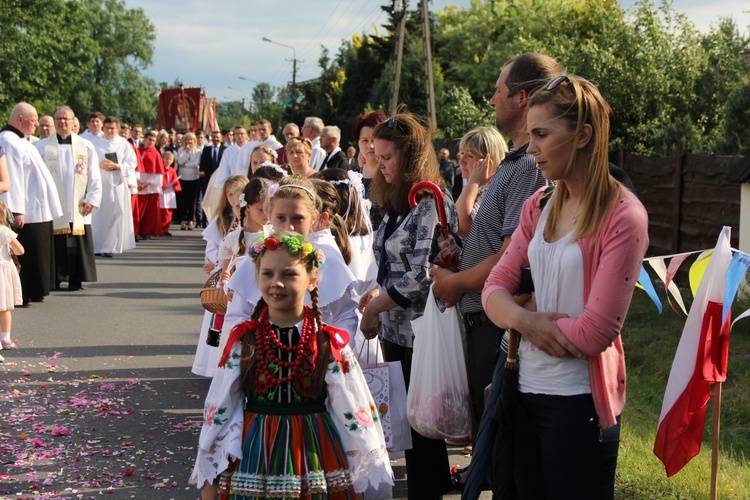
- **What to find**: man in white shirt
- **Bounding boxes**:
[302,116,326,170]
[240,118,283,170]
[131,125,143,147]
[318,125,348,171]
[0,103,63,305]
[36,106,102,291]
[90,116,137,257]
[80,112,104,142]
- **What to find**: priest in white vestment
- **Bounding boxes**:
[90,116,137,256]
[36,106,102,291]
[0,103,63,305]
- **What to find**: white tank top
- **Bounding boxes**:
[519,202,591,395]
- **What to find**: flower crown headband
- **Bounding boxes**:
[259,162,288,177]
[254,145,278,159]
[249,233,325,267]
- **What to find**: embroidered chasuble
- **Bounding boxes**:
[40,135,90,235]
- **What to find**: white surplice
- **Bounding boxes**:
[90,135,137,253]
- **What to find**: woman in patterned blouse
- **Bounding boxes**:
[359,113,458,499]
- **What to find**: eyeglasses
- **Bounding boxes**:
[545,75,571,92]
[385,117,407,134]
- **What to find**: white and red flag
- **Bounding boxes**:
[653,226,733,477]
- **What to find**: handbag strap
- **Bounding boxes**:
[357,336,382,366]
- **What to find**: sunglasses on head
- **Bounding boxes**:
[545,75,572,92]
[385,117,408,134]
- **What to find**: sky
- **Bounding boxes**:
[124,0,749,106]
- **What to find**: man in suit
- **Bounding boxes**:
[318,125,348,171]
[199,130,225,227]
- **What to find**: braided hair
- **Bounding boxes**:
[237,177,271,256]
[310,178,351,265]
[239,231,332,397]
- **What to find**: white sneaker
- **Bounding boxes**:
[0,353,4,362]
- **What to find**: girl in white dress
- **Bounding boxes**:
[0,198,24,363]
[192,175,248,377]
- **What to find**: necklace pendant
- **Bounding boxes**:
[571,216,577,225]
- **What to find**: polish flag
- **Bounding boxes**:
[653,226,733,477]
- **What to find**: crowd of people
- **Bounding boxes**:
[0,49,650,499]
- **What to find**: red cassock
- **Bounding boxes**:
[137,146,166,237]
[129,142,144,235]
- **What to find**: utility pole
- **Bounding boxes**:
[420,0,437,132]
[389,0,407,116]
[261,37,300,119]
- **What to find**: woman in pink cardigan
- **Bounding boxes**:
[481,75,648,499]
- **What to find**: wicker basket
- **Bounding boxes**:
[200,269,228,315]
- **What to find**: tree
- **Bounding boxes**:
[0,0,97,118]
[66,0,158,125]
[252,83,275,119]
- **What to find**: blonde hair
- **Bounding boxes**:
[216,175,249,236]
[527,75,620,242]
[0,198,9,228]
[458,126,508,170]
[265,175,320,221]
[182,132,197,152]
[162,150,175,166]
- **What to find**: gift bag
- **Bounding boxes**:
[407,285,471,439]
[361,341,412,453]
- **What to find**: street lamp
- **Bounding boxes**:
[262,37,299,117]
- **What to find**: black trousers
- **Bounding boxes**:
[54,224,97,286]
[16,221,55,300]
[464,313,503,436]
[178,179,200,223]
[513,393,620,499]
[382,339,452,500]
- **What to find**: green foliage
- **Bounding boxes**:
[0,0,158,126]
[436,85,494,138]
[0,0,97,118]
[716,78,750,155]
[432,0,750,154]
[66,0,158,126]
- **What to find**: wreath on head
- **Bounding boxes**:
[249,233,325,267]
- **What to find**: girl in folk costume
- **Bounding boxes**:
[222,176,359,355]
[314,169,380,363]
[192,175,249,378]
[190,232,393,498]
[0,198,24,363]
[159,151,182,237]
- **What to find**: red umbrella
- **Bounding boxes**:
[408,181,462,271]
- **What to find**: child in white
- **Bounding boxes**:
[0,198,24,362]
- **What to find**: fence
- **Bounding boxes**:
[618,149,744,256]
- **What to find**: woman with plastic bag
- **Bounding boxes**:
[482,75,649,498]
[359,113,457,499]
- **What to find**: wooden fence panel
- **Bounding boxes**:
[621,152,743,256]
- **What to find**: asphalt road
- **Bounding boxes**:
[0,228,484,499]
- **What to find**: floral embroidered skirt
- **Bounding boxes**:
[219,400,355,499]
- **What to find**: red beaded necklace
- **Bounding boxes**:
[254,307,317,390]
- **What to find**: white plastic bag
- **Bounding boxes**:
[407,285,471,439]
